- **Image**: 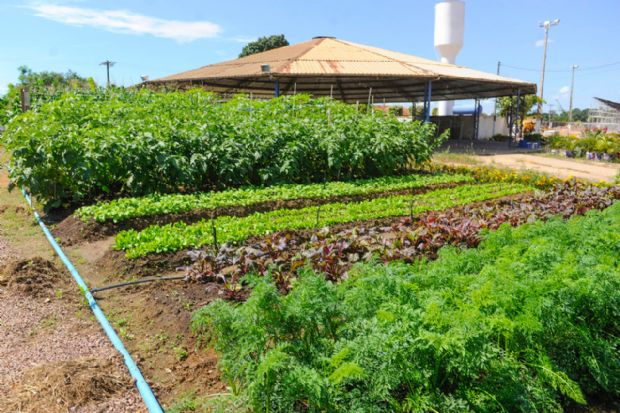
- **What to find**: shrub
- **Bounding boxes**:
[2,90,446,208]
[544,133,620,159]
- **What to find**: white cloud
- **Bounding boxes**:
[535,38,554,47]
[559,86,570,95]
[30,4,222,43]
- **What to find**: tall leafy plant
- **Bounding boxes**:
[2,90,447,208]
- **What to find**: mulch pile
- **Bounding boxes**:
[0,257,64,297]
[2,358,131,413]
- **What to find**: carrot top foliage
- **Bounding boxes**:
[192,202,620,412]
[2,89,445,208]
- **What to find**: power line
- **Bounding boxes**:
[502,61,620,73]
[580,61,620,71]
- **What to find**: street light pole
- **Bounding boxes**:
[491,60,501,137]
[568,64,579,122]
[537,19,560,119]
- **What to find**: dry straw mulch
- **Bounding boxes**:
[2,358,131,413]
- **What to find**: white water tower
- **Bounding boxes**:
[434,0,465,116]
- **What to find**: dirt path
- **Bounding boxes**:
[0,275,144,412]
[468,154,620,182]
[0,159,144,412]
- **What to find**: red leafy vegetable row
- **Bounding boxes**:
[183,182,620,296]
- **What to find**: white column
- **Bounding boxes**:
[437,56,455,116]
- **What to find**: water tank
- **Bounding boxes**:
[434,0,465,116]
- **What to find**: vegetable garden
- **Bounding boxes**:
[193,202,620,412]
[2,89,619,412]
[2,90,444,208]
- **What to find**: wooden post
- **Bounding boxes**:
[20,87,31,112]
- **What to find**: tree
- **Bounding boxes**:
[388,106,403,117]
[497,94,540,121]
[239,34,289,58]
[0,66,95,125]
[410,103,425,118]
[571,108,590,122]
[497,94,541,137]
[540,108,589,123]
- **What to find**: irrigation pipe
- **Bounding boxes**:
[20,188,164,413]
[91,275,186,294]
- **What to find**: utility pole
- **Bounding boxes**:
[537,19,560,118]
[568,64,579,122]
[99,60,116,88]
[492,60,501,137]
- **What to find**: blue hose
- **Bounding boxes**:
[21,189,164,413]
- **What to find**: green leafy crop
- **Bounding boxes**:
[2,90,446,208]
[192,201,620,412]
[77,172,472,223]
[115,183,530,258]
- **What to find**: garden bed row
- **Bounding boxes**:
[190,200,620,411]
[96,181,619,283]
[181,181,620,294]
[77,172,473,223]
[114,182,530,258]
[54,175,471,246]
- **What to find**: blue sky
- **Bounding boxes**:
[1,0,619,114]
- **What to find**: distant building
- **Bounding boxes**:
[588,97,620,132]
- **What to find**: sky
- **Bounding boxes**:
[1,0,619,114]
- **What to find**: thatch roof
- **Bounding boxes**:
[148,37,536,103]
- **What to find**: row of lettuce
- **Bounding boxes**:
[115,182,530,258]
[1,89,446,208]
[190,201,620,412]
[77,172,472,223]
[77,164,576,225]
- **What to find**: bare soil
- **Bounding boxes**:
[436,152,620,183]
[91,281,227,403]
[95,248,190,279]
[0,258,143,412]
[0,153,143,412]
[0,257,64,297]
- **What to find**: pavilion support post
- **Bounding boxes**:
[515,89,522,140]
[473,98,480,141]
[274,79,280,97]
[508,93,514,147]
[423,81,433,123]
